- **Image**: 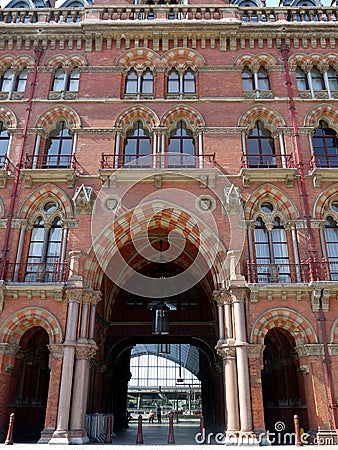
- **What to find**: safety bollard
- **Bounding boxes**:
[200,415,205,444]
[136,414,144,444]
[5,413,15,445]
[167,412,175,444]
[293,415,303,446]
[105,415,112,443]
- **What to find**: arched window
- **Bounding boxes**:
[167,68,196,97]
[253,215,290,282]
[242,67,254,90]
[125,68,154,97]
[25,215,63,282]
[52,68,66,91]
[0,69,14,93]
[327,67,338,91]
[246,121,276,168]
[312,120,338,168]
[310,67,325,91]
[324,216,338,281]
[296,66,309,91]
[43,121,73,168]
[15,68,28,92]
[123,121,151,167]
[257,67,270,90]
[167,120,196,167]
[0,121,10,166]
[52,67,80,92]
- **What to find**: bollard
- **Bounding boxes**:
[293,415,303,446]
[5,413,15,445]
[136,414,144,444]
[200,415,205,444]
[105,415,112,443]
[167,412,175,444]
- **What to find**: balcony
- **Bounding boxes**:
[99,153,218,188]
[1,261,69,283]
[0,155,15,188]
[246,259,338,284]
[309,154,338,187]
[21,154,78,188]
[240,153,297,188]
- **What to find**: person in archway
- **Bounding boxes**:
[148,410,154,423]
[156,405,162,423]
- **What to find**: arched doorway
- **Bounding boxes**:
[261,327,308,438]
[9,327,50,442]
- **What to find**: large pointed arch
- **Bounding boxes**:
[250,307,318,346]
[0,106,17,128]
[244,184,299,221]
[161,48,205,71]
[304,104,338,132]
[160,105,205,129]
[238,105,285,133]
[116,48,160,71]
[114,105,159,130]
[35,105,81,132]
[313,184,338,219]
[0,307,63,345]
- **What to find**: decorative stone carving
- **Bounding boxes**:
[65,288,84,304]
[311,289,321,312]
[213,289,231,305]
[75,345,97,360]
[0,343,20,356]
[72,184,93,214]
[216,345,236,359]
[224,184,242,216]
[294,344,324,357]
[247,344,265,359]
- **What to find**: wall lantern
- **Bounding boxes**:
[152,301,170,335]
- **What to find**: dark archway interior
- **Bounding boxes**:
[262,327,309,437]
[10,327,50,442]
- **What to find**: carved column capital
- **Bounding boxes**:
[247,343,265,359]
[213,288,232,305]
[294,344,324,357]
[75,345,97,360]
[216,343,236,359]
[82,289,102,305]
[65,288,84,304]
[0,343,20,356]
[230,287,248,303]
[48,344,64,359]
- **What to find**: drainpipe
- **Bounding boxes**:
[280,46,318,277]
[281,46,338,441]
[0,44,43,278]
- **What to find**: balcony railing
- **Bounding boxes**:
[241,153,295,169]
[310,154,338,169]
[100,153,216,170]
[1,5,337,24]
[247,258,338,283]
[2,261,69,283]
[0,155,15,172]
[24,154,77,170]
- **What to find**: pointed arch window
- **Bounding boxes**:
[125,68,154,98]
[25,216,63,282]
[167,68,196,97]
[327,67,338,91]
[123,121,151,167]
[167,120,196,167]
[324,216,338,281]
[15,68,28,92]
[43,121,73,168]
[242,67,254,91]
[246,121,276,168]
[312,120,338,168]
[52,67,80,93]
[0,69,14,93]
[0,121,10,167]
[253,216,291,282]
[257,67,270,90]
[310,67,325,91]
[296,66,309,91]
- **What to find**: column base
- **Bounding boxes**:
[225,431,260,446]
[49,429,71,444]
[316,430,338,445]
[69,430,90,444]
[38,428,55,444]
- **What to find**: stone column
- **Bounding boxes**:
[232,288,253,433]
[39,344,64,443]
[0,343,20,442]
[50,289,82,444]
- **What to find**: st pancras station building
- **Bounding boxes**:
[0,0,337,444]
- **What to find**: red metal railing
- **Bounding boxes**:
[241,153,295,169]
[247,258,338,283]
[24,154,77,170]
[100,152,216,169]
[2,261,69,283]
[310,154,338,169]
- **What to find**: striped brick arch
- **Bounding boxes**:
[244,184,298,220]
[35,106,81,131]
[116,49,160,70]
[234,53,277,69]
[313,184,338,219]
[46,54,87,69]
[0,55,13,72]
[86,203,226,290]
[238,105,285,132]
[0,107,17,128]
[160,105,205,129]
[330,317,338,343]
[162,48,205,70]
[250,308,318,346]
[18,183,74,219]
[115,106,159,129]
[0,307,63,345]
[289,53,338,71]
[304,105,338,131]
